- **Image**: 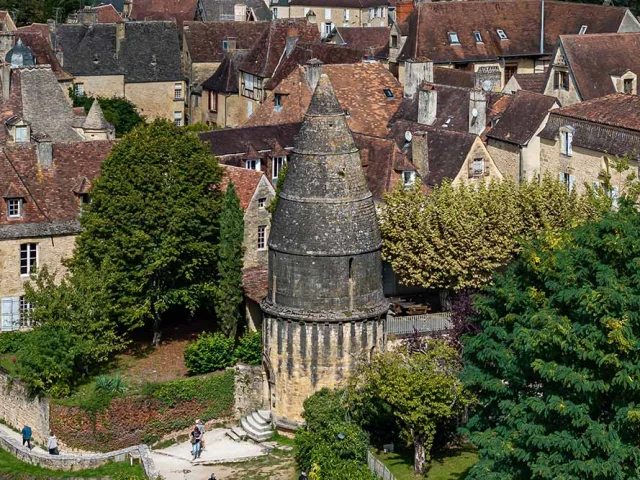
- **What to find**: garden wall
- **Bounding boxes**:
[233,364,265,418]
[51,370,234,452]
[0,368,49,445]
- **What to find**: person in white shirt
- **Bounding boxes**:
[48,432,59,455]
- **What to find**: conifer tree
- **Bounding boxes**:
[215,181,245,337]
[463,203,640,479]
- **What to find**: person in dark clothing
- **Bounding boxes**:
[21,425,32,450]
[299,470,308,480]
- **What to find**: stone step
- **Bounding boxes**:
[250,411,270,427]
[226,429,241,442]
[241,417,273,442]
[230,425,247,441]
[244,414,271,434]
[257,409,272,423]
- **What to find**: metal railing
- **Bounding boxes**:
[367,451,396,480]
[386,312,453,336]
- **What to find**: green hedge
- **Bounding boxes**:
[144,369,234,410]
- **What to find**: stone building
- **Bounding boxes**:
[261,74,388,427]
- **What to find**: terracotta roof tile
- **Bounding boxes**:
[545,93,640,132]
[327,27,390,58]
[242,265,267,302]
[183,21,270,63]
[433,67,476,88]
[14,30,73,81]
[96,4,123,22]
[560,33,640,101]
[510,72,546,93]
[289,0,386,7]
[129,0,198,27]
[219,164,264,210]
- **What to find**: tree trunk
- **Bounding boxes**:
[151,309,162,347]
[413,436,426,475]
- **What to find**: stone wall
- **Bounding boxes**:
[487,139,520,182]
[243,178,275,270]
[0,370,49,446]
[233,364,265,418]
[75,75,125,98]
[125,81,185,122]
[0,234,76,299]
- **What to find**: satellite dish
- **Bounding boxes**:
[481,79,493,92]
[472,108,478,118]
[405,131,413,142]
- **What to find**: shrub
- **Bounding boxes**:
[0,331,30,354]
[184,332,235,374]
[235,331,262,365]
[95,375,128,396]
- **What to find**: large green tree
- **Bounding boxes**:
[379,175,604,305]
[462,202,640,479]
[348,340,469,474]
[214,182,245,337]
[72,120,223,345]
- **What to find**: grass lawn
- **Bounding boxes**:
[376,445,478,480]
[0,448,145,479]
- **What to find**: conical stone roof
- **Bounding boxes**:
[263,74,387,321]
[82,100,114,131]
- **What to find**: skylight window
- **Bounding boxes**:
[497,29,508,40]
[383,88,394,98]
[448,32,460,44]
[473,31,483,43]
[579,25,587,34]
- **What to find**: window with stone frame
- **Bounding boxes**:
[14,125,28,143]
[19,296,32,328]
[471,158,485,176]
[560,172,575,192]
[274,94,283,111]
[173,111,183,126]
[7,198,22,219]
[257,225,267,250]
[20,243,37,276]
[554,70,569,91]
[246,158,261,171]
[402,170,416,188]
[624,78,634,94]
[174,83,183,100]
[74,83,85,97]
[560,127,574,156]
[258,197,266,209]
[209,91,218,112]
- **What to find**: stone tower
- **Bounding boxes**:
[261,74,388,429]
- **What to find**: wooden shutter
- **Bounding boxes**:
[563,72,569,90]
[567,132,573,156]
[568,175,575,192]
[1,297,19,332]
[553,72,559,89]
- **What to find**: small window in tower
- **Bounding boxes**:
[383,88,394,98]
[258,197,266,209]
[579,25,587,35]
[448,32,460,44]
[274,93,283,111]
[348,257,353,280]
[497,29,508,40]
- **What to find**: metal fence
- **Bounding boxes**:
[386,312,453,336]
[367,451,396,480]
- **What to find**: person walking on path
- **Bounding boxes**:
[190,426,202,460]
[196,419,205,450]
[21,425,32,450]
[48,432,59,455]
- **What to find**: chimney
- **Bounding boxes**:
[417,85,437,125]
[304,58,323,90]
[225,37,237,52]
[285,27,298,57]
[123,0,133,18]
[234,3,247,21]
[468,88,487,135]
[403,59,433,98]
[1,64,10,100]
[116,22,125,56]
[36,137,53,168]
[411,131,429,180]
[55,47,63,67]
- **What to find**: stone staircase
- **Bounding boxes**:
[227,409,274,443]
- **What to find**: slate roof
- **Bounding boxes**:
[559,33,640,101]
[539,94,640,157]
[510,72,546,93]
[199,123,301,156]
[398,0,633,63]
[289,0,387,7]
[433,67,476,88]
[0,141,115,238]
[19,67,84,142]
[354,133,406,200]
[220,164,265,210]
[264,42,365,90]
[129,0,198,26]
[326,27,390,58]
[183,21,269,63]
[202,50,250,93]
[246,63,403,137]
[55,22,183,83]
[14,31,73,81]
[199,0,272,21]
[239,19,320,77]
[486,90,556,145]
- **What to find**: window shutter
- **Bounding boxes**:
[563,72,569,90]
[611,186,619,207]
[559,172,565,183]
[567,132,573,156]
[568,175,575,192]
[553,72,559,89]
[1,297,19,332]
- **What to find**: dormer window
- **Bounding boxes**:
[624,78,634,94]
[448,32,460,44]
[245,159,261,171]
[497,29,508,40]
[274,94,283,111]
[7,198,22,219]
[471,158,485,176]
[14,125,28,143]
[578,25,587,35]
[402,170,416,188]
[473,31,483,43]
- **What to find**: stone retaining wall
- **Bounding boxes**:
[0,368,49,445]
[233,363,264,418]
[0,426,159,479]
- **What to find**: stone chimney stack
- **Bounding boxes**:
[36,136,53,168]
[417,85,437,125]
[234,3,247,21]
[411,131,429,180]
[468,88,487,135]
[285,27,298,57]
[1,64,10,100]
[116,22,126,57]
[123,0,133,18]
[304,58,323,90]
[403,58,433,98]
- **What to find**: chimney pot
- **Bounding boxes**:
[304,58,323,90]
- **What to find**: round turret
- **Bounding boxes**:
[5,39,36,68]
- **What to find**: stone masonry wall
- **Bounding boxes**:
[125,81,185,121]
[487,139,520,182]
[0,369,49,446]
[74,75,125,98]
[233,364,265,418]
[243,179,274,270]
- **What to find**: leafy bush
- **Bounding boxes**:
[95,375,127,396]
[235,331,262,366]
[0,331,30,354]
[15,325,89,397]
[184,332,235,374]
